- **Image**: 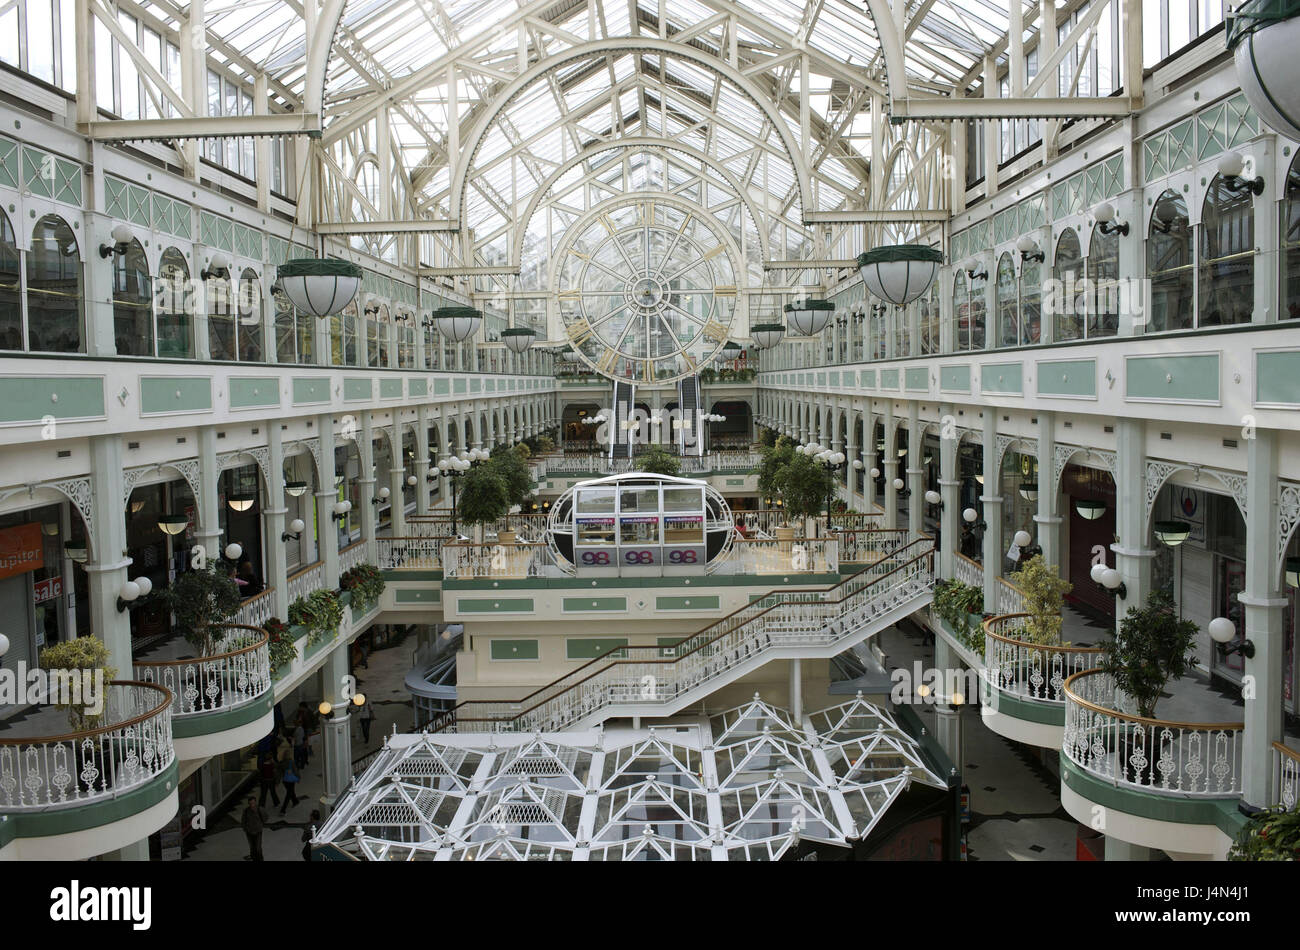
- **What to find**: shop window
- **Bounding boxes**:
[27,213,83,353]
[1200,173,1255,327]
[1147,190,1193,332]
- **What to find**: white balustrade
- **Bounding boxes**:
[1273,742,1300,811]
[235,589,275,628]
[133,624,272,718]
[377,537,445,570]
[340,539,369,575]
[1063,669,1244,797]
[982,614,1103,705]
[0,682,175,810]
[287,561,326,602]
[954,553,982,589]
[441,541,560,579]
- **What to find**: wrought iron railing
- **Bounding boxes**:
[340,539,369,575]
[1063,669,1244,797]
[433,533,934,734]
[288,560,327,602]
[954,551,982,589]
[132,624,272,718]
[236,588,275,628]
[982,614,1104,706]
[0,681,175,810]
[1273,742,1300,811]
[377,536,445,570]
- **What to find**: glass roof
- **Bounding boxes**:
[314,697,945,861]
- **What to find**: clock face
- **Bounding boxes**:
[554,197,739,384]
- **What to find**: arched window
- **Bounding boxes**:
[113,238,152,356]
[1020,249,1041,344]
[919,284,939,355]
[341,300,360,366]
[157,247,192,358]
[1053,229,1083,341]
[397,311,415,368]
[1087,224,1120,338]
[273,283,313,365]
[366,301,389,367]
[207,271,236,361]
[422,309,439,369]
[236,268,264,362]
[27,214,83,353]
[0,210,20,350]
[1200,173,1254,326]
[961,266,987,351]
[1147,190,1193,332]
[951,270,967,352]
[1283,155,1300,320]
[996,252,1018,347]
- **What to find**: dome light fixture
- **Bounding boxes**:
[227,492,256,512]
[1074,499,1107,520]
[275,257,363,317]
[285,480,309,498]
[502,327,537,353]
[158,513,189,535]
[1019,481,1038,502]
[751,323,786,350]
[783,299,834,337]
[1229,2,1300,142]
[430,306,483,342]
[856,244,943,306]
[1286,557,1300,589]
[1154,520,1191,547]
[282,518,306,542]
[65,542,88,563]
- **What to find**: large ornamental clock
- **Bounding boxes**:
[553,196,740,384]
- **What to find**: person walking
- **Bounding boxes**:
[293,716,308,770]
[257,752,280,808]
[279,747,301,814]
[359,697,376,744]
[241,797,267,861]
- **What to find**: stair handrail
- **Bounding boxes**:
[435,532,933,732]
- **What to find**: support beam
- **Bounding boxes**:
[889,96,1132,120]
[316,220,461,235]
[803,209,949,223]
[85,113,322,140]
[418,266,523,277]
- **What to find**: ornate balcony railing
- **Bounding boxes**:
[725,537,839,575]
[995,576,1027,615]
[441,541,558,579]
[340,539,369,575]
[982,614,1104,706]
[0,681,174,811]
[235,588,275,628]
[132,624,271,718]
[1274,742,1300,811]
[1063,669,1244,798]
[377,536,446,570]
[435,535,934,734]
[954,552,982,589]
[287,560,326,602]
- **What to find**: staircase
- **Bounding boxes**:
[678,374,700,456]
[610,381,634,459]
[432,532,935,734]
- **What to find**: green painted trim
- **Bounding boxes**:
[229,376,281,410]
[880,368,900,390]
[408,378,428,397]
[6,760,177,840]
[0,375,105,423]
[304,633,340,661]
[394,588,441,604]
[1036,358,1096,398]
[171,693,273,738]
[861,369,876,387]
[381,570,443,582]
[291,377,331,405]
[1125,354,1220,403]
[1061,757,1242,826]
[562,596,628,612]
[442,573,839,591]
[985,687,1064,725]
[655,595,721,610]
[343,378,372,401]
[457,597,534,612]
[904,367,929,392]
[454,378,467,394]
[140,375,212,414]
[566,637,628,660]
[981,362,1024,395]
[490,639,539,660]
[434,378,450,395]
[380,378,403,399]
[939,364,971,393]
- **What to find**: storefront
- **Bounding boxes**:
[1062,464,1117,621]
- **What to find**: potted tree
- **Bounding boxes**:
[637,446,681,477]
[774,452,833,537]
[38,636,118,794]
[487,447,533,543]
[163,562,242,656]
[459,465,510,543]
[1009,554,1073,644]
[1100,589,1198,719]
[753,436,794,525]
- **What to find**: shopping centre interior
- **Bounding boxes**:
[0,0,1298,864]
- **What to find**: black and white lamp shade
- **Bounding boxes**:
[502,327,537,353]
[1228,0,1300,141]
[750,323,786,349]
[856,244,943,307]
[783,299,834,337]
[431,306,483,342]
[275,258,364,317]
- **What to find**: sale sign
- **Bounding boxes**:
[34,576,63,603]
[0,523,44,580]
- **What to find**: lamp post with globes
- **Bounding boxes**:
[437,448,488,536]
[798,443,847,518]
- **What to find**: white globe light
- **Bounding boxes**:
[0,632,8,657]
[378,486,390,499]
[962,507,977,523]
[289,518,305,533]
[119,580,141,602]
[892,477,905,491]
[225,542,242,561]
[853,459,864,470]
[856,244,943,306]
[1093,201,1116,224]
[134,575,153,597]
[407,475,418,486]
[869,467,880,479]
[1090,562,1108,585]
[1208,617,1237,644]
[1099,568,1123,591]
[925,490,941,505]
[1014,530,1032,548]
[1016,233,1039,255]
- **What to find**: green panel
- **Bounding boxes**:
[409,378,427,397]
[1062,759,1242,827]
[566,637,628,660]
[1126,354,1219,402]
[1036,359,1096,398]
[491,639,538,660]
[0,376,104,422]
[344,378,372,401]
[394,588,440,604]
[1255,351,1300,404]
[453,378,467,394]
[829,371,840,387]
[172,693,273,738]
[985,687,1063,726]
[458,597,533,612]
[905,367,928,392]
[939,364,971,393]
[861,369,876,387]
[471,379,481,393]
[141,376,212,413]
[229,376,281,409]
[0,136,18,189]
[485,379,496,392]
[981,362,1023,395]
[292,377,331,405]
[816,372,826,387]
[380,378,403,399]
[434,378,450,395]
[880,368,899,390]
[656,595,720,610]
[562,597,627,612]
[7,761,177,841]
[725,478,745,486]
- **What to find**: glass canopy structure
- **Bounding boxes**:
[312,696,947,860]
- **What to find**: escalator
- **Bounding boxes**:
[678,374,701,457]
[610,380,634,459]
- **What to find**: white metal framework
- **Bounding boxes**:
[313,696,946,861]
